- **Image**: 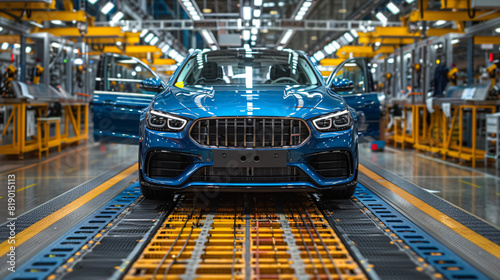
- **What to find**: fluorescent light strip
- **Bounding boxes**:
[101,2,115,15]
[243,6,252,20]
[201,29,215,45]
[386,2,400,15]
[375,12,388,24]
[280,30,294,45]
[111,11,124,22]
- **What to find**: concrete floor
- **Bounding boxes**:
[0,142,137,220]
[359,143,500,228]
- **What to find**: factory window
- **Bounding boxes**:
[334,60,366,94]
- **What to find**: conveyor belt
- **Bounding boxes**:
[125,193,367,280]
[5,168,497,280]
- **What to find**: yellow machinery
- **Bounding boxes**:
[0,101,88,159]
[448,65,459,86]
[33,65,44,85]
[388,102,496,168]
[487,63,497,90]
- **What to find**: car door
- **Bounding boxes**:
[92,54,161,144]
[327,58,381,136]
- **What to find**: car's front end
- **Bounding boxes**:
[138,49,358,198]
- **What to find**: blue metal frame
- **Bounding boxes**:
[5,183,142,280]
[354,184,488,280]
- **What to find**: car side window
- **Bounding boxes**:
[334,60,366,94]
[105,56,156,94]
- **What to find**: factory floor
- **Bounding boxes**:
[359,145,500,227]
[1,139,498,228]
[1,138,499,280]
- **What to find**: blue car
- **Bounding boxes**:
[93,49,362,199]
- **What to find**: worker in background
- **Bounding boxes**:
[433,61,448,97]
[448,63,458,86]
[487,60,498,90]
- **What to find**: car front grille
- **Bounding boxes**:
[189,166,312,183]
[189,118,310,148]
[146,151,193,179]
[308,151,352,179]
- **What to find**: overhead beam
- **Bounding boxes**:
[358,36,416,45]
[320,58,345,66]
[96,19,401,32]
[440,0,468,9]
[19,11,87,23]
[0,1,56,10]
[409,10,500,22]
[372,27,463,37]
[37,27,123,37]
[125,45,161,54]
[474,36,500,45]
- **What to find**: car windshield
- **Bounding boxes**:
[175,50,320,87]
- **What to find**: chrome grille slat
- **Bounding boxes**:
[190,117,309,148]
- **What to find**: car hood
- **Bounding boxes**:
[153,85,346,120]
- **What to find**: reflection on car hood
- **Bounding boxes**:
[153,85,346,120]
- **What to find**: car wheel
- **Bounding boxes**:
[140,183,175,200]
[321,184,357,199]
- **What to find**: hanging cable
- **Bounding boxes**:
[467,0,476,19]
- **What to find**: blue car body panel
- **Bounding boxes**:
[326,58,381,136]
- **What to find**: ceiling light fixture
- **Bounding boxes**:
[144,33,155,43]
[101,2,115,15]
[242,30,251,41]
[375,12,388,25]
[150,36,159,45]
[140,29,149,38]
[243,6,252,20]
[386,2,400,15]
[111,11,124,22]
[434,20,447,26]
[280,30,294,45]
[294,0,313,21]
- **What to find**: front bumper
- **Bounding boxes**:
[139,123,358,191]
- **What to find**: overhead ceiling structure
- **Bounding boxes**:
[0,0,498,64]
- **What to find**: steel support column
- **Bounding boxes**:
[467,36,474,85]
[20,34,26,82]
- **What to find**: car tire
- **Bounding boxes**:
[140,183,175,200]
[320,171,358,200]
[321,184,357,199]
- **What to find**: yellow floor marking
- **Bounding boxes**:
[0,164,136,257]
[0,143,97,176]
[90,159,99,164]
[64,167,80,174]
[17,183,37,192]
[16,176,94,179]
[459,179,481,188]
[497,193,500,196]
[359,165,500,259]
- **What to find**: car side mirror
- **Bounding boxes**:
[331,78,354,92]
[140,78,164,93]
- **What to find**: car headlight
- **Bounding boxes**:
[146,109,188,132]
[312,110,353,132]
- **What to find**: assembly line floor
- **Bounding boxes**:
[1,141,500,279]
